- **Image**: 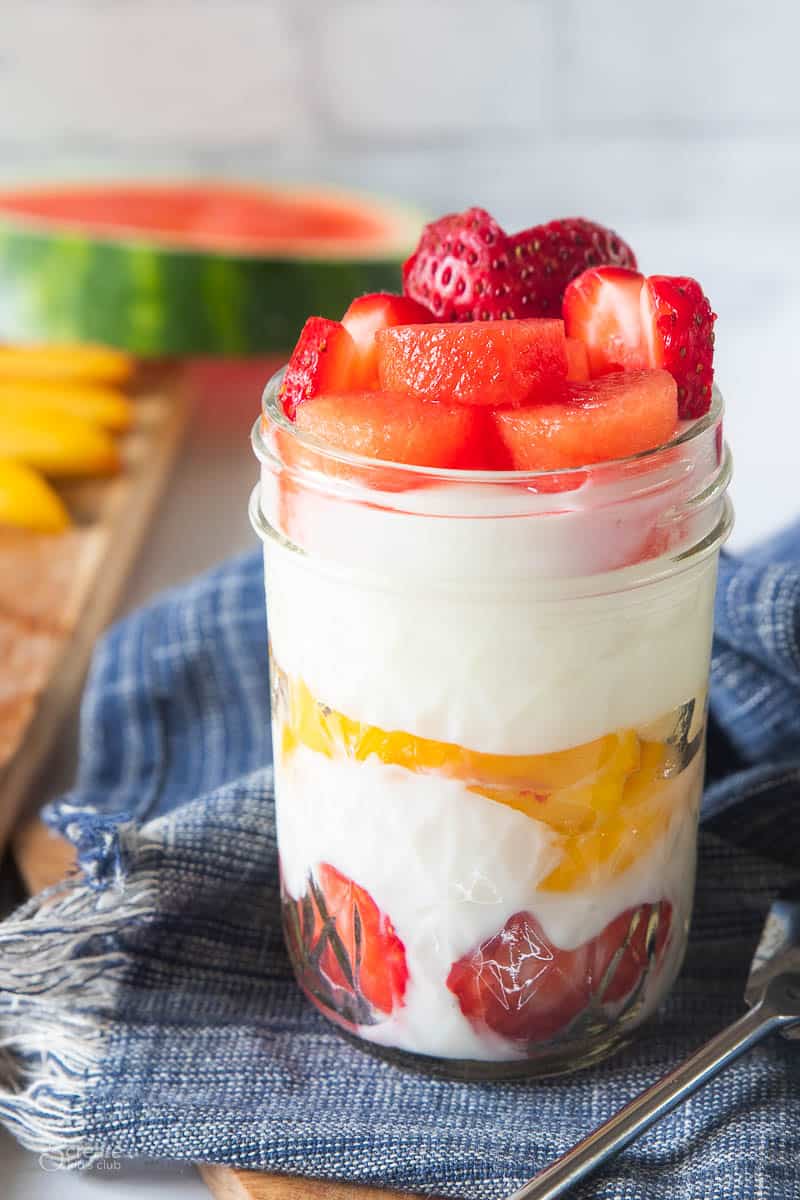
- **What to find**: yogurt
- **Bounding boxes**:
[277,743,702,1061]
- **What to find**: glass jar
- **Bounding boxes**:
[250,369,732,1080]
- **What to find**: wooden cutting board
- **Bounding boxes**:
[13,801,417,1200]
[0,364,188,850]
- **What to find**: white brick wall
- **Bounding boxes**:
[560,0,800,128]
[0,0,796,228]
[312,1,554,137]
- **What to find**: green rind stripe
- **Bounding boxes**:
[0,228,407,355]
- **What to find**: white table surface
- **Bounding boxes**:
[3,228,800,1197]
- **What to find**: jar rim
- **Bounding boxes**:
[254,364,724,488]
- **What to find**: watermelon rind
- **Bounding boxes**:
[0,182,424,356]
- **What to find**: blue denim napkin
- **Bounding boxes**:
[0,527,799,1200]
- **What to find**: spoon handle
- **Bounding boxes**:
[507,1004,778,1200]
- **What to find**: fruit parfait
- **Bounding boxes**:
[250,209,732,1079]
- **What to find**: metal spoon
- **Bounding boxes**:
[508,889,800,1200]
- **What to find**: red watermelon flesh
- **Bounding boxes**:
[0,183,410,254]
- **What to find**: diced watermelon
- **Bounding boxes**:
[294,389,487,469]
[375,318,568,407]
[342,292,434,385]
[493,369,679,470]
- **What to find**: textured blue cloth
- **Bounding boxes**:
[0,527,799,1200]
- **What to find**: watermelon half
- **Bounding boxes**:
[0,182,422,355]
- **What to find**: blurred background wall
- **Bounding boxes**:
[2,0,796,233]
[0,0,797,543]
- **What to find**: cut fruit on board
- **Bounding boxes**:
[0,364,188,853]
[0,183,421,356]
[12,821,434,1200]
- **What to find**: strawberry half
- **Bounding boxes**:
[565,337,590,382]
[647,276,717,419]
[279,317,359,420]
[563,267,717,418]
[447,902,671,1046]
[403,208,637,322]
[342,292,434,386]
[283,862,408,1026]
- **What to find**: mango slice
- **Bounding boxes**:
[0,458,71,533]
[281,677,633,791]
[0,380,133,431]
[0,343,134,386]
[0,401,120,477]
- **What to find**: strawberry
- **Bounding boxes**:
[493,369,678,470]
[563,267,717,418]
[561,267,647,377]
[342,292,434,385]
[646,276,717,418]
[376,318,567,407]
[402,208,637,322]
[447,902,671,1045]
[279,317,359,420]
[283,862,408,1026]
[565,337,590,382]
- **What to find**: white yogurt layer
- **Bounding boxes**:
[277,745,701,1061]
[265,536,717,756]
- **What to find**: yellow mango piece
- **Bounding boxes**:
[279,674,701,895]
[470,733,640,836]
[540,744,688,892]
[540,793,674,892]
[0,401,120,477]
[282,676,634,791]
[0,380,133,431]
[0,457,71,533]
[0,344,134,385]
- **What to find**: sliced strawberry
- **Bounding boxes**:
[493,370,678,470]
[403,208,637,321]
[295,389,487,469]
[376,319,567,407]
[598,901,672,1005]
[315,864,408,1016]
[342,292,434,386]
[565,337,590,382]
[446,902,671,1045]
[283,862,408,1025]
[563,267,717,418]
[645,276,717,419]
[279,317,359,420]
[562,267,648,377]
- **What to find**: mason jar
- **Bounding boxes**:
[250,368,732,1080]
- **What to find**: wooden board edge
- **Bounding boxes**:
[12,816,76,895]
[200,1165,419,1200]
[0,371,190,848]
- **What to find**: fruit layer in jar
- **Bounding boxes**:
[275,664,704,1061]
